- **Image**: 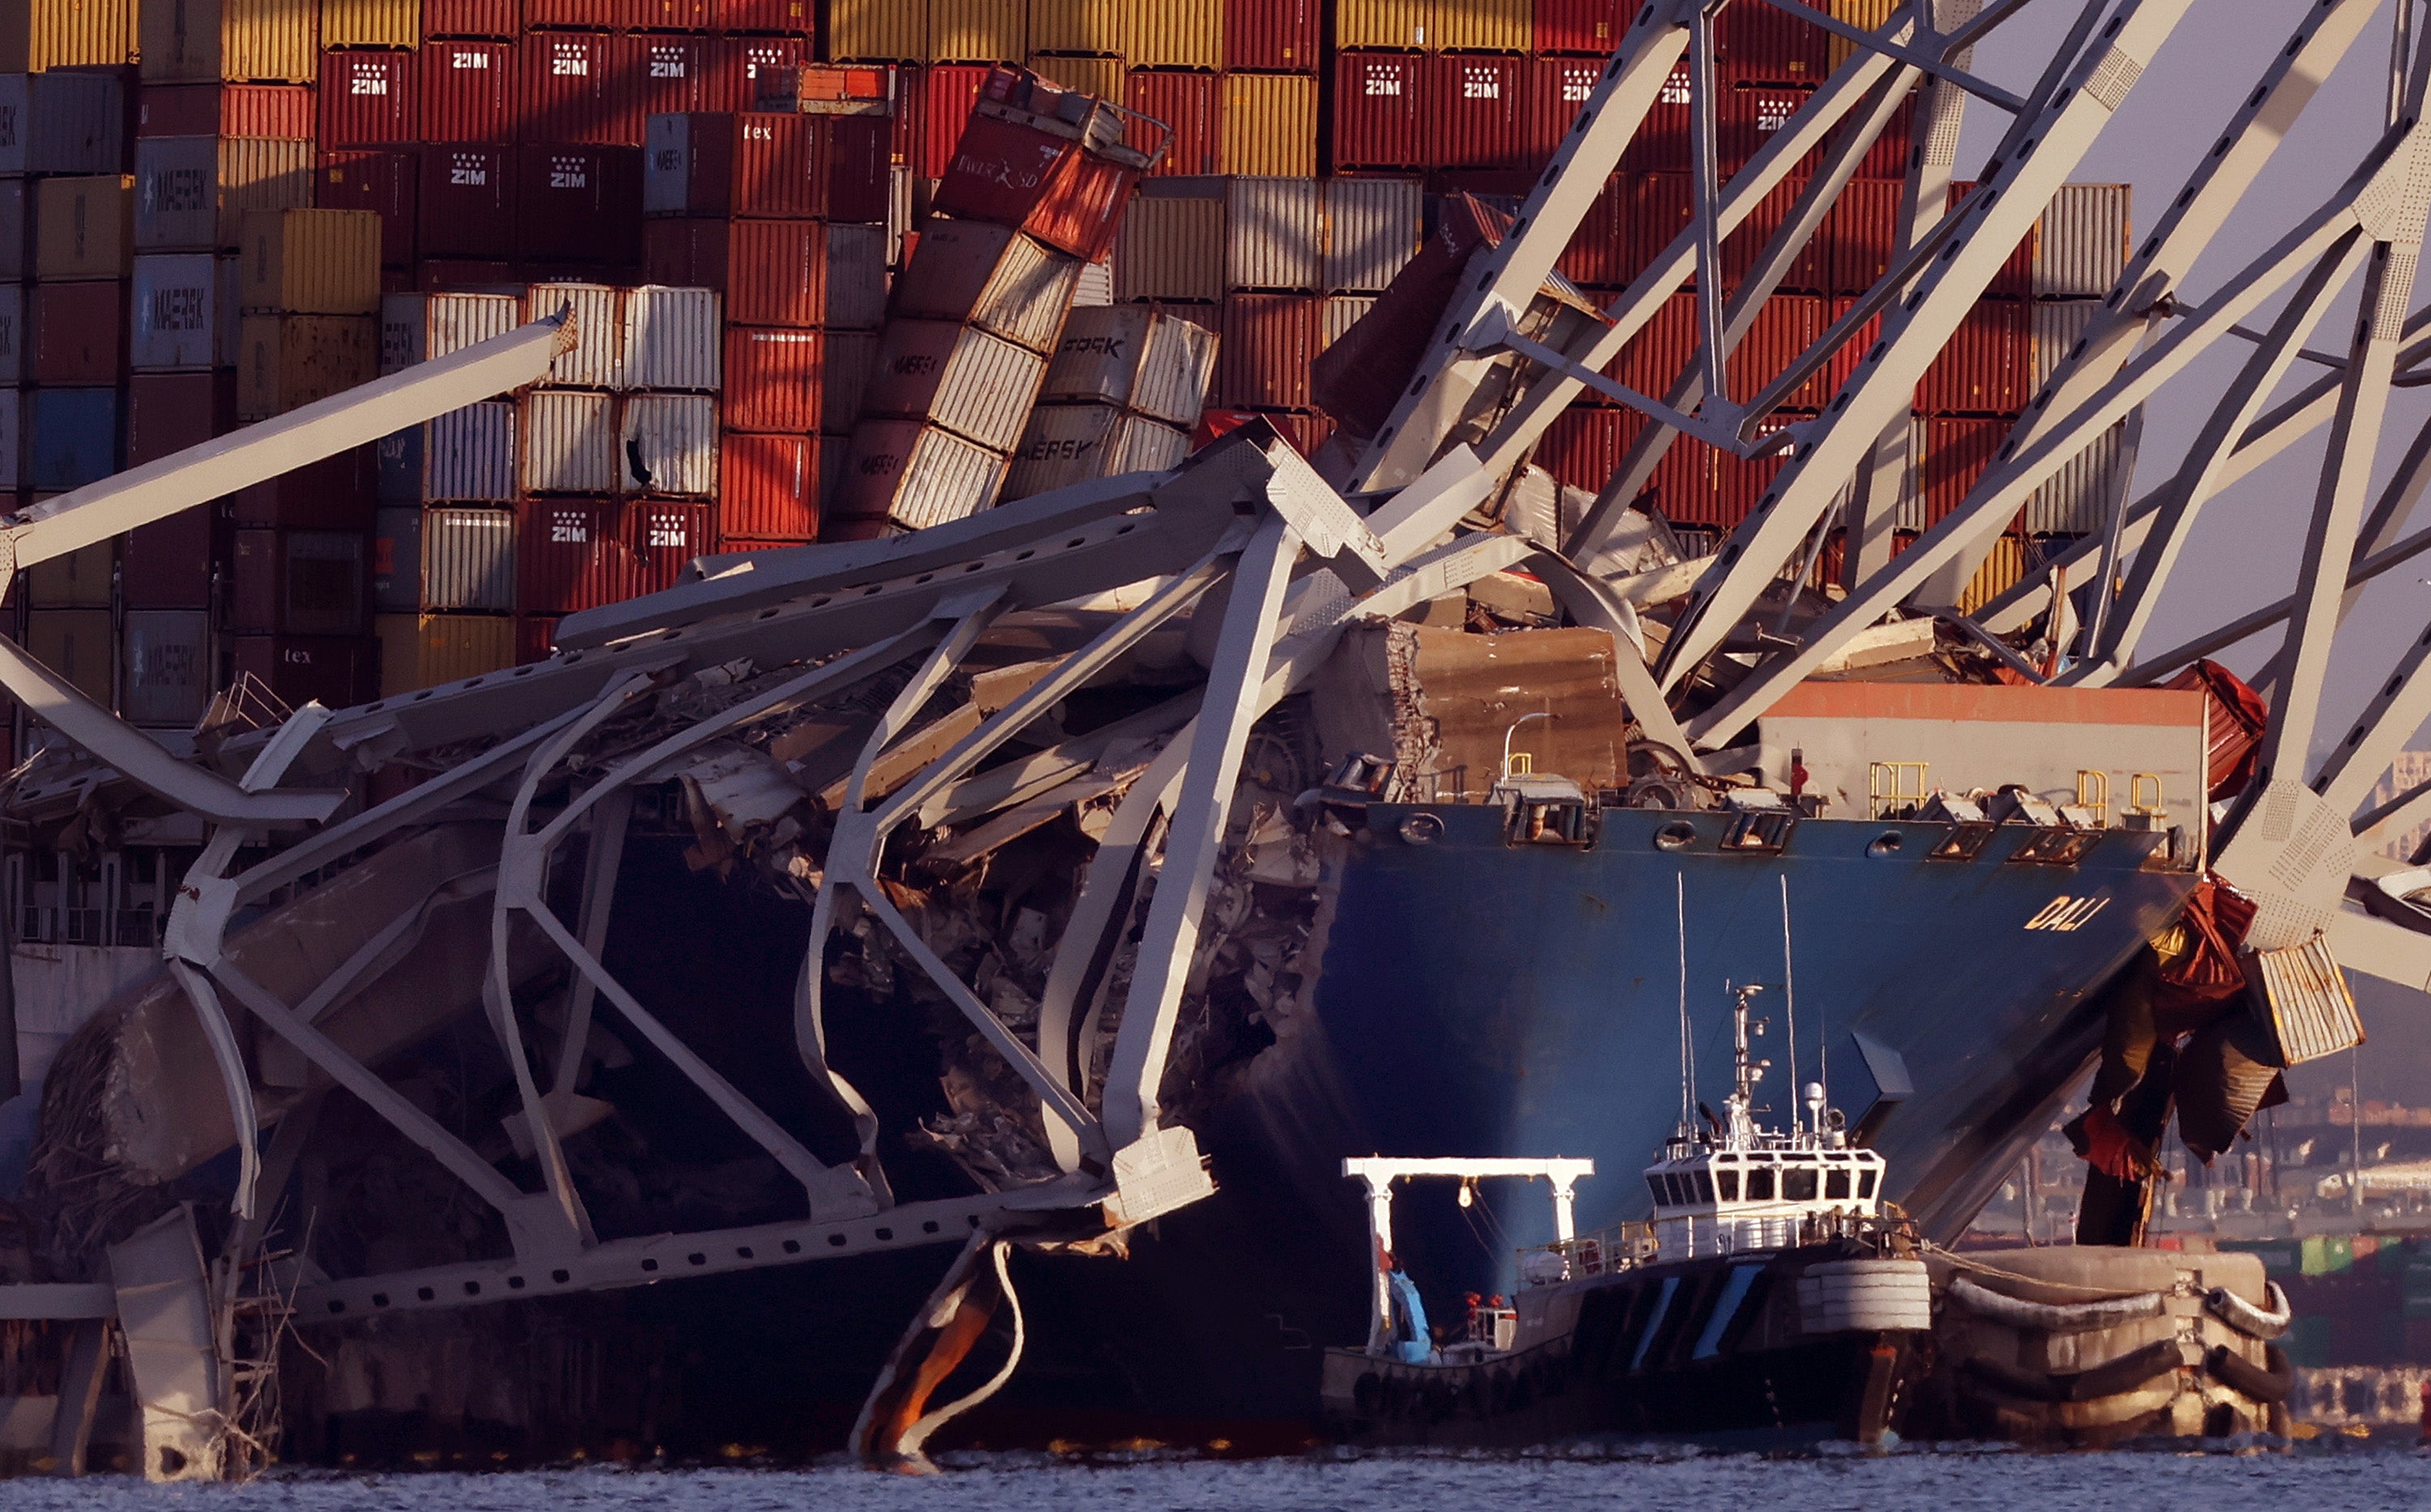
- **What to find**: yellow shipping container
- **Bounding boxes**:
[376,613,515,695]
[1335,0,1425,49]
[0,0,137,70]
[1028,54,1122,101]
[1955,536,2027,617]
[830,0,926,61]
[1429,0,1527,53]
[239,314,378,420]
[28,540,113,609]
[930,0,1024,62]
[23,609,112,707]
[1027,0,1122,55]
[321,0,419,48]
[241,208,383,315]
[1125,0,1220,69]
[1219,75,1317,177]
[34,176,134,280]
[1826,0,1900,69]
[141,0,318,84]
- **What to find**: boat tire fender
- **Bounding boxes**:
[2202,1342,2292,1404]
[1945,1275,2167,1334]
[2203,1282,2292,1341]
[1957,1336,2185,1404]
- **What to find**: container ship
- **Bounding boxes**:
[0,0,2415,1477]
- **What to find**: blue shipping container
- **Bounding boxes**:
[28,387,120,491]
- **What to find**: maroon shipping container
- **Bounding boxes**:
[1629,169,1691,280]
[525,0,630,27]
[519,498,634,613]
[32,281,126,384]
[1525,56,1600,164]
[630,33,715,120]
[1429,53,1527,171]
[1947,180,2033,297]
[1534,407,1638,493]
[318,50,416,147]
[520,32,642,147]
[708,36,809,113]
[1333,53,1424,171]
[233,448,377,530]
[517,615,560,664]
[421,41,517,143]
[912,63,992,181]
[1554,173,1629,288]
[1220,293,1320,410]
[1721,83,1814,177]
[419,144,517,259]
[1826,177,1901,294]
[128,370,237,465]
[634,0,711,30]
[1720,171,1829,293]
[716,0,814,33]
[648,113,889,220]
[517,144,644,267]
[425,0,519,35]
[1126,70,1220,177]
[317,148,419,267]
[627,500,713,596]
[1707,414,1802,526]
[724,327,822,430]
[234,635,378,709]
[1823,296,1881,402]
[720,432,819,539]
[1534,0,1621,54]
[1618,62,1689,172]
[1716,2,1829,85]
[1917,297,2031,414]
[1724,293,1826,406]
[1226,0,1318,70]
[643,218,827,326]
[124,510,226,609]
[230,529,370,636]
[137,83,314,138]
[1917,415,2008,525]
[1609,289,1696,404]
[1858,94,1914,180]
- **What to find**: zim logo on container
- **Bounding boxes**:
[1363,69,1402,96]
[2023,895,2110,933]
[649,48,687,79]
[549,514,592,545]
[1561,73,1593,103]
[549,156,590,190]
[449,154,489,186]
[451,50,490,69]
[348,68,388,95]
[1461,66,1501,100]
[552,50,591,76]
[647,522,689,548]
[1660,68,1691,105]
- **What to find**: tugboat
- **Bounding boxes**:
[1320,982,1936,1448]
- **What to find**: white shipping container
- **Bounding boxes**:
[522,391,617,493]
[1002,404,1190,500]
[1073,254,1113,308]
[422,507,518,611]
[0,287,21,384]
[887,166,914,269]
[1320,177,1420,293]
[0,388,19,490]
[622,285,722,391]
[893,220,1082,353]
[426,400,517,502]
[869,320,1049,452]
[823,224,890,331]
[2023,421,2129,536]
[617,393,719,496]
[122,610,213,728]
[2030,297,2097,393]
[130,254,241,370]
[0,73,126,177]
[1320,295,1374,353]
[2034,183,2131,299]
[1131,313,1219,426]
[844,418,1008,530]
[380,292,519,375]
[1040,305,1153,407]
[528,282,622,388]
[822,330,878,434]
[1117,192,1224,302]
[1225,176,1322,293]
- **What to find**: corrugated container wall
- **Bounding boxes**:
[381,292,517,373]
[241,209,383,314]
[35,175,132,279]
[143,83,314,138]
[1227,0,1318,70]
[625,286,722,391]
[2029,298,2095,392]
[721,431,818,540]
[423,507,518,612]
[891,220,1080,352]
[869,321,1047,451]
[1320,294,1374,352]
[138,137,314,252]
[2,0,137,71]
[930,0,1026,62]
[2034,183,2130,299]
[724,327,820,431]
[1430,53,1526,170]
[840,420,1010,532]
[823,224,889,329]
[518,498,633,614]
[1114,194,1222,301]
[1028,0,1123,55]
[377,613,515,693]
[1028,57,1122,106]
[314,148,417,268]
[1219,293,1318,409]
[1433,0,1529,50]
[0,74,124,176]
[421,41,516,143]
[2023,421,2126,536]
[618,393,719,496]
[323,0,419,46]
[1332,53,1423,171]
[529,283,623,389]
[1917,299,2031,415]
[1219,75,1315,178]
[139,0,318,83]
[520,32,639,147]
[829,0,925,63]
[522,391,619,494]
[31,541,114,608]
[1225,177,1320,292]
[421,399,517,502]
[0,288,21,384]
[123,611,213,727]
[1533,0,1619,53]
[1128,0,1221,69]
[239,315,378,419]
[1318,178,1420,294]
[1335,0,1426,49]
[1126,70,1219,177]
[320,49,415,148]
[34,283,126,385]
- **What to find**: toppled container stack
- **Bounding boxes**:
[1002,302,1215,498]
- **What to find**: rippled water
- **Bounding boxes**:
[0,1445,2423,1512]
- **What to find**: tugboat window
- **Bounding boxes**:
[1647,1175,1668,1204]
[1745,1168,1775,1200]
[1825,1170,1850,1200]
[1692,1170,1715,1203]
[1716,1171,1739,1201]
[1782,1166,1818,1201]
[1858,1169,1878,1199]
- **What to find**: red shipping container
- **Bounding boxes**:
[421,41,518,143]
[1724,293,1827,406]
[128,371,237,465]
[1618,63,1689,173]
[1721,83,1814,178]
[707,36,809,114]
[1333,53,1424,171]
[137,83,314,138]
[525,0,630,27]
[1525,56,1600,164]
[645,218,827,326]
[234,635,378,710]
[1609,290,1697,404]
[648,113,889,220]
[721,434,820,538]
[633,0,711,30]
[909,63,991,179]
[516,144,644,267]
[233,448,378,530]
[627,499,714,595]
[1708,414,1801,525]
[1429,53,1527,171]
[932,93,1142,261]
[1716,3,1829,85]
[520,32,642,147]
[1917,297,2031,414]
[1917,415,2008,525]
[724,327,824,430]
[317,148,419,267]
[1554,172,1628,288]
[420,145,517,258]
[425,0,519,35]
[1534,0,1621,54]
[1826,177,1902,294]
[319,50,416,147]
[1126,70,1220,177]
[1857,94,1914,180]
[1226,0,1318,70]
[629,33,715,121]
[1535,407,1639,493]
[517,615,560,664]
[124,510,226,609]
[519,498,634,613]
[1627,169,1691,281]
[1947,180,2034,297]
[1720,171,1829,293]
[1220,293,1321,410]
[32,281,126,384]
[716,0,814,33]
[1822,296,1881,403]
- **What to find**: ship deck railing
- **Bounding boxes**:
[1520,1224,1659,1285]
